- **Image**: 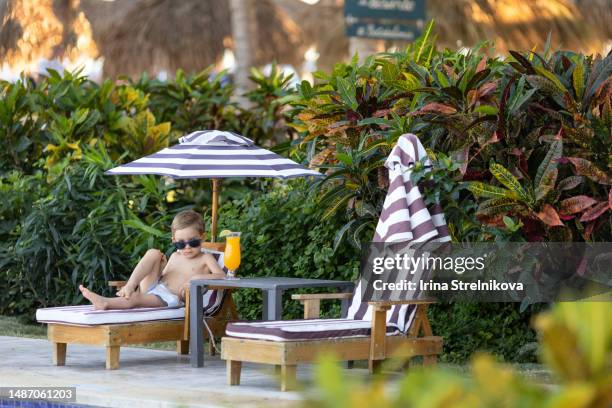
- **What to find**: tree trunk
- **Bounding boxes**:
[229,0,256,107]
[348,37,384,63]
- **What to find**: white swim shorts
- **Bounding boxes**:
[146,281,182,308]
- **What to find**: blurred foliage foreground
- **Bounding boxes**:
[308,301,611,408]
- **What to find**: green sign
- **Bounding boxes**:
[344,0,426,20]
[346,21,422,41]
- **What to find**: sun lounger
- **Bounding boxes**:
[36,243,238,369]
[220,283,442,390]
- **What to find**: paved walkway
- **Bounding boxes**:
[0,335,347,407]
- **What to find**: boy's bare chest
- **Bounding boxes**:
[173,257,208,275]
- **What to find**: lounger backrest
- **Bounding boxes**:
[201,249,228,316]
[346,281,417,333]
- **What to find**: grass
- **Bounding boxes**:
[0,315,46,338]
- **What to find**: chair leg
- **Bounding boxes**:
[106,346,120,370]
[423,355,437,366]
[208,338,216,356]
[177,340,189,355]
[52,342,66,366]
[368,359,383,374]
[280,365,297,391]
[402,358,411,370]
[227,360,242,386]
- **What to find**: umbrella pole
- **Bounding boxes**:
[211,178,220,242]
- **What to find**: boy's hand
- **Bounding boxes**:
[178,286,187,303]
[116,283,136,299]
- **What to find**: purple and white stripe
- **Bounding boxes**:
[348,133,451,333]
[226,318,401,342]
[374,133,450,243]
[105,130,322,179]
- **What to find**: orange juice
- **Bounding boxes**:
[224,234,241,272]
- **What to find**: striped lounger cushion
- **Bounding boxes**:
[225,282,415,342]
[225,318,401,342]
[35,249,228,326]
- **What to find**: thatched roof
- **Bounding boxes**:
[81,0,304,78]
[431,0,608,54]
[1,0,608,80]
[0,0,98,73]
[274,0,610,68]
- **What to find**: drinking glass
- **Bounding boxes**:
[224,232,241,280]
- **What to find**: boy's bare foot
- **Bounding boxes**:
[79,285,109,310]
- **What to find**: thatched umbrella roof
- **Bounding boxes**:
[574,0,612,40]
[431,0,607,54]
[81,0,305,78]
[274,0,609,70]
[2,0,607,81]
[0,0,98,74]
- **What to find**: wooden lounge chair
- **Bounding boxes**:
[221,284,442,391]
[36,243,238,369]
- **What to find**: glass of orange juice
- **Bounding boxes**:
[224,232,241,280]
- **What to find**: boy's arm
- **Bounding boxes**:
[191,253,226,280]
[177,254,225,302]
[198,254,225,279]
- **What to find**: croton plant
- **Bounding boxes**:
[289,23,611,244]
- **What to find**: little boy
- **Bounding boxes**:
[80,210,225,310]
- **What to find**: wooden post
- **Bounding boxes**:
[177,340,189,355]
[227,360,242,385]
[211,178,220,242]
[280,365,297,391]
[106,346,120,370]
[301,300,320,319]
[52,342,67,366]
[369,304,390,373]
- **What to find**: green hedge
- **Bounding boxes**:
[217,180,361,320]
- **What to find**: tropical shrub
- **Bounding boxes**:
[0,144,191,316]
[0,77,47,173]
[217,180,361,320]
[289,23,611,244]
[241,64,299,147]
[130,68,239,138]
[286,24,610,365]
[0,67,308,317]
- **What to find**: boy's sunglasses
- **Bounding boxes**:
[174,238,202,250]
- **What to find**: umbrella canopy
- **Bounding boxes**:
[106,130,320,179]
[348,133,452,333]
[374,133,450,244]
[106,130,321,239]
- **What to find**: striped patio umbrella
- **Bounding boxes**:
[367,133,451,310]
[374,133,451,244]
[106,130,321,240]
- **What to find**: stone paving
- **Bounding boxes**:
[0,335,336,407]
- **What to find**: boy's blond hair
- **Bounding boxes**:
[171,210,204,235]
